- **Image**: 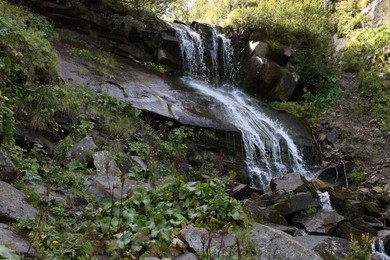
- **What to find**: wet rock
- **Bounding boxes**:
[180,226,236,258]
[294,235,353,260]
[0,181,38,223]
[0,224,37,258]
[0,151,18,183]
[244,200,288,225]
[65,135,97,164]
[270,172,306,194]
[249,223,322,260]
[292,210,344,235]
[174,252,199,260]
[335,218,378,240]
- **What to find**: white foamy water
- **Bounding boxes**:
[316,191,333,211]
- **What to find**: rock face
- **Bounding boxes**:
[270,192,320,217]
[0,224,37,258]
[0,151,18,183]
[248,223,323,260]
[270,172,306,194]
[294,235,353,260]
[0,181,38,223]
[65,135,97,164]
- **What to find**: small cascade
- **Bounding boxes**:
[170,22,311,187]
[170,23,207,78]
[372,239,390,260]
[182,77,311,186]
[316,191,333,211]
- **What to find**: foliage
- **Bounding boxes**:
[0,90,14,144]
[347,233,371,260]
[0,244,19,260]
[143,61,167,73]
[95,178,243,258]
[347,171,366,190]
[299,206,317,217]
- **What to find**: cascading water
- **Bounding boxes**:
[316,191,333,211]
[170,22,311,186]
[371,239,390,260]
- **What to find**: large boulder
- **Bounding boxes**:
[249,223,323,259]
[292,210,345,235]
[65,135,97,164]
[0,151,18,183]
[244,200,288,225]
[294,235,353,260]
[0,224,37,258]
[180,226,237,258]
[335,218,378,240]
[0,181,38,223]
[269,192,320,217]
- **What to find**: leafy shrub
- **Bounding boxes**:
[95,178,243,258]
[347,171,366,190]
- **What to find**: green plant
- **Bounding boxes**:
[143,61,166,73]
[95,178,244,258]
[300,206,317,217]
[0,244,19,260]
[347,233,371,260]
[347,171,366,190]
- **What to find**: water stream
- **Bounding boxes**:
[170,22,312,186]
[372,239,390,260]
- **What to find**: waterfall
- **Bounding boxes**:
[170,23,207,78]
[372,239,390,260]
[316,191,333,211]
[170,22,311,187]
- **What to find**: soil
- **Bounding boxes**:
[313,72,389,197]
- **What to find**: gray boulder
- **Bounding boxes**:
[249,223,323,260]
[244,200,288,225]
[265,223,299,236]
[0,151,18,183]
[292,210,345,235]
[0,224,37,258]
[84,151,150,201]
[270,192,319,217]
[270,172,306,195]
[180,226,236,258]
[65,135,97,164]
[0,181,38,223]
[294,235,353,260]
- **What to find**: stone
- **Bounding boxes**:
[249,223,322,260]
[326,129,337,143]
[93,151,122,177]
[244,200,288,225]
[174,252,199,260]
[294,235,353,260]
[270,172,306,194]
[265,223,299,236]
[372,186,384,194]
[0,181,38,223]
[180,226,236,258]
[363,201,381,217]
[0,225,37,258]
[292,210,344,235]
[270,65,299,101]
[316,162,353,188]
[335,218,378,240]
[232,184,253,200]
[65,135,97,164]
[249,41,270,58]
[270,192,319,217]
[0,151,18,183]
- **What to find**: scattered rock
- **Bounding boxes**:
[372,186,384,194]
[326,129,337,143]
[294,235,353,260]
[65,135,97,164]
[292,210,344,235]
[0,181,38,223]
[0,225,37,258]
[249,223,322,259]
[0,151,18,183]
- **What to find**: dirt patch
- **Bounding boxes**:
[313,72,389,195]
